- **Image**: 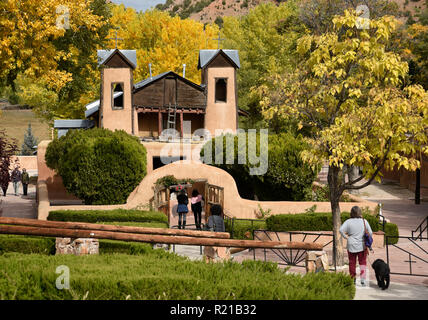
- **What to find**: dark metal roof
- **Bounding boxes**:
[198,49,240,69]
[97,49,137,69]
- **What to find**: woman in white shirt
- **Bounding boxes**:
[339,206,373,285]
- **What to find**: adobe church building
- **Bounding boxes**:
[53,48,246,173]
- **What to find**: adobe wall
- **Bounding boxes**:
[100,67,138,135]
[204,67,237,136]
[10,156,38,171]
[37,140,82,202]
[381,156,428,197]
[36,145,378,220]
[126,161,378,218]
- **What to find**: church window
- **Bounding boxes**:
[215,78,227,103]
[111,82,124,110]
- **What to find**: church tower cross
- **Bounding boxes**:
[213,32,226,50]
[108,28,123,49]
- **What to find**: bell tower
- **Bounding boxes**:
[97,49,138,135]
[198,49,240,136]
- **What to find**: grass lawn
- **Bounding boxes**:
[0,109,51,150]
[0,251,355,300]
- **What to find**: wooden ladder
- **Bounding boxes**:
[167,103,177,130]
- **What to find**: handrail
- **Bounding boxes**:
[411,216,428,241]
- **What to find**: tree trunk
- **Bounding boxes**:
[328,165,345,267]
[346,165,359,193]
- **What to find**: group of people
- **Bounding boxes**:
[0,166,30,197]
[175,189,225,232]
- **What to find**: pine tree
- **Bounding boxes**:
[21,123,38,155]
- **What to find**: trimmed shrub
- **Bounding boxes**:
[265,212,380,232]
[225,219,267,239]
[384,222,399,245]
[47,209,168,224]
[201,132,320,201]
[0,253,355,299]
[45,128,147,205]
[0,235,56,255]
[98,240,154,255]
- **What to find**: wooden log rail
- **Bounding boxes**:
[0,217,324,250]
[0,217,229,239]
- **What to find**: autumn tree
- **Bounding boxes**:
[108,6,219,85]
[258,11,428,266]
[0,0,111,121]
[298,0,400,35]
[222,2,305,129]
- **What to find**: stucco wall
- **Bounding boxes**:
[38,159,377,220]
[204,67,237,136]
[10,156,38,171]
[100,67,137,135]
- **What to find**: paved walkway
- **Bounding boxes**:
[0,182,37,219]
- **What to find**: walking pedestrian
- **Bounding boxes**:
[191,189,203,230]
[0,169,10,196]
[176,189,189,229]
[340,206,373,285]
[21,168,30,196]
[11,166,22,196]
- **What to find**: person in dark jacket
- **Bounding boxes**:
[205,204,225,232]
[176,190,189,229]
[11,166,21,196]
[0,169,10,196]
[191,189,203,230]
[21,168,30,196]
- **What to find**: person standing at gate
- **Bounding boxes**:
[21,168,30,196]
[340,206,373,285]
[11,166,22,196]
[205,204,225,232]
[191,189,203,230]
[176,189,189,229]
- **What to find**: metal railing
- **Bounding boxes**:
[250,229,336,271]
[411,216,428,241]
[385,235,428,277]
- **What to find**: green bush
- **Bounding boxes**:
[0,253,355,299]
[266,212,380,232]
[384,222,399,245]
[45,128,147,205]
[47,209,168,224]
[225,219,266,239]
[98,240,154,255]
[0,235,56,255]
[201,132,319,201]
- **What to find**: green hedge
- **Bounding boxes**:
[384,223,399,245]
[225,219,267,239]
[0,236,159,256]
[47,209,168,224]
[266,212,380,232]
[0,253,355,300]
[0,235,56,255]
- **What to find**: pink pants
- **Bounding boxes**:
[347,250,367,279]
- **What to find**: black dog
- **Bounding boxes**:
[372,259,390,290]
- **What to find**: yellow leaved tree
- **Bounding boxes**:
[257,10,428,266]
[108,5,219,85]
